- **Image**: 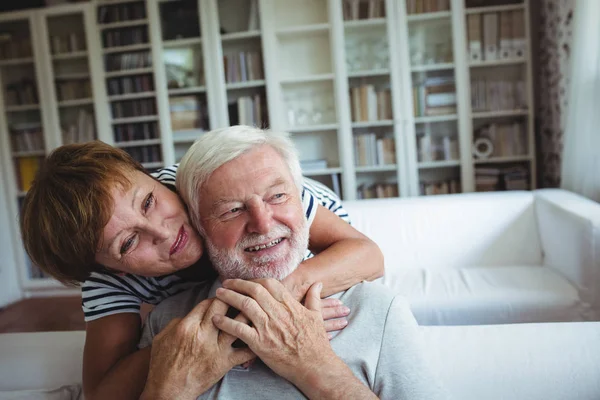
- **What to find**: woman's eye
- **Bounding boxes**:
[144,192,154,212]
[120,235,136,255]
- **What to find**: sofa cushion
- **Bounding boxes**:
[382,266,590,325]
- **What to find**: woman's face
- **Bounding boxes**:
[94,170,204,276]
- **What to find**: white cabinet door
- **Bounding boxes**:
[0,169,22,308]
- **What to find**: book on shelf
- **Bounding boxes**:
[108,74,153,95]
[114,122,158,142]
[354,133,396,166]
[473,122,527,159]
[466,10,526,61]
[98,2,147,25]
[62,109,96,145]
[350,85,392,122]
[103,26,148,48]
[169,96,202,131]
[105,51,152,71]
[0,34,32,60]
[342,0,386,20]
[5,78,38,106]
[56,79,92,101]
[224,51,264,83]
[10,123,44,152]
[357,182,398,199]
[475,165,529,192]
[470,77,527,111]
[405,0,450,15]
[124,145,162,165]
[418,134,458,162]
[412,76,455,117]
[229,94,266,127]
[420,179,461,196]
[111,98,156,119]
[50,33,85,55]
[15,156,43,192]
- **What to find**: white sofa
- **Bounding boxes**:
[2,188,600,399]
[345,189,600,325]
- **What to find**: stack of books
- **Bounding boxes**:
[420,179,461,196]
[223,51,264,83]
[354,133,396,166]
[349,85,392,122]
[471,77,527,112]
[357,182,398,199]
[412,76,456,117]
[466,9,526,62]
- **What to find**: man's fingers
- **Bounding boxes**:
[323,317,349,333]
[304,282,323,312]
[229,348,256,368]
[212,314,256,346]
[221,279,281,315]
[183,297,214,321]
[215,287,266,326]
[320,304,351,321]
[219,309,251,347]
[200,298,231,331]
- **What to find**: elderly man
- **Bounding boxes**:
[139,126,447,399]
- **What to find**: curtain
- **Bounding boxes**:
[536,0,574,188]
[560,0,600,200]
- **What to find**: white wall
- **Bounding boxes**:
[0,168,22,307]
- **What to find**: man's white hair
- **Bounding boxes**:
[176,125,304,234]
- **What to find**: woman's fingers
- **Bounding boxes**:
[212,314,256,346]
[219,308,252,348]
[320,303,350,321]
[323,318,349,333]
[215,287,267,326]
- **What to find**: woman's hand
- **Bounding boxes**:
[212,279,349,388]
[281,275,350,336]
[141,297,254,400]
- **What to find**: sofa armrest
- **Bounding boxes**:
[535,189,600,317]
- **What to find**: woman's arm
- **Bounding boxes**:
[283,204,384,300]
[83,314,150,400]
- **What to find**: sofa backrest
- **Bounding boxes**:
[343,191,543,274]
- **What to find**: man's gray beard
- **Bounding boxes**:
[205,220,310,281]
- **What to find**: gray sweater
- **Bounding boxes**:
[139,281,448,399]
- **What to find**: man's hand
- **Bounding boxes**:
[141,297,255,400]
[212,279,375,399]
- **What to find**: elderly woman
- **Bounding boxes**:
[20,139,383,400]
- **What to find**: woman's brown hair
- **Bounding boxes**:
[20,141,147,285]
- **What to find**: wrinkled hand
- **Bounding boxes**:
[212,279,343,388]
[141,298,255,400]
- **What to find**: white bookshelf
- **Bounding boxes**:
[0,0,537,296]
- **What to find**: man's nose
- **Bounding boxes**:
[247,202,273,235]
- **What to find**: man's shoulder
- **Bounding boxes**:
[146,281,213,330]
[337,280,396,308]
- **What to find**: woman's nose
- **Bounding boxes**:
[147,221,171,244]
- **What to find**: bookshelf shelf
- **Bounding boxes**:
[98,19,149,30]
[351,120,394,129]
[474,155,532,164]
[472,110,529,119]
[0,57,34,67]
[280,73,335,84]
[12,150,46,158]
[55,73,90,80]
[226,80,266,90]
[105,67,153,78]
[5,104,40,112]
[465,4,526,15]
[58,98,94,108]
[115,138,162,148]
[406,11,452,22]
[343,18,387,28]
[418,160,461,169]
[112,115,159,124]
[163,37,203,48]
[168,86,206,95]
[52,51,88,61]
[414,114,459,124]
[109,91,156,101]
[103,43,151,54]
[355,165,397,173]
[287,124,339,133]
[469,58,527,68]
[348,69,390,78]
[303,167,343,176]
[411,63,454,72]
[97,0,143,5]
[276,23,330,36]
[221,30,261,42]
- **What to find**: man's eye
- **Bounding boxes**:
[230,207,241,214]
[144,192,154,212]
[120,235,136,255]
[271,193,286,201]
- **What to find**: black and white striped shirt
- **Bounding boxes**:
[81,164,349,321]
